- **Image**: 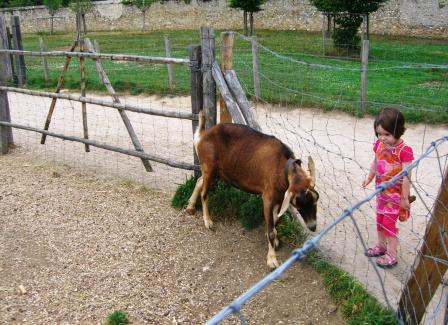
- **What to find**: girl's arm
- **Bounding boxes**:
[401,161,412,209]
[362,157,376,187]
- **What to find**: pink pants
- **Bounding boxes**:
[376,213,398,237]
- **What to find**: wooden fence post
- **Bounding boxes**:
[189,44,202,177]
[219,32,233,123]
[11,15,26,86]
[360,39,369,113]
[164,34,175,90]
[0,15,13,154]
[6,27,15,81]
[39,37,49,82]
[398,169,448,324]
[251,36,261,101]
[200,26,216,129]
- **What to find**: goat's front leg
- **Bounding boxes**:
[186,176,203,215]
[272,204,280,250]
[264,198,279,269]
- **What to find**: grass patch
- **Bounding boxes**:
[172,176,399,324]
[172,176,263,229]
[18,30,448,124]
[106,310,129,325]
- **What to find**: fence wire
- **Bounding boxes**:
[206,136,448,324]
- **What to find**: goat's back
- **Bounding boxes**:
[196,123,293,193]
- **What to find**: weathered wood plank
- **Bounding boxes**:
[0,120,199,171]
[200,26,216,129]
[189,44,202,177]
[398,169,448,324]
[0,49,190,66]
[164,34,175,90]
[11,16,26,85]
[360,39,369,113]
[219,32,233,124]
[40,41,77,144]
[251,36,261,101]
[85,38,153,172]
[224,69,261,131]
[79,40,90,152]
[0,16,13,154]
[39,37,49,81]
[0,86,197,120]
[211,62,244,125]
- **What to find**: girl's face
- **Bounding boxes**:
[376,125,400,146]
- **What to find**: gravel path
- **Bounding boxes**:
[0,151,344,325]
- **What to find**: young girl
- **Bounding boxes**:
[362,107,414,268]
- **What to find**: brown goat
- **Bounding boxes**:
[186,111,318,269]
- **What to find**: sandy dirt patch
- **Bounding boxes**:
[2,91,448,323]
[0,152,343,324]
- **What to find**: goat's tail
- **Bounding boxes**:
[193,110,206,150]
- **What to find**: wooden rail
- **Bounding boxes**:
[0,49,190,66]
[0,120,199,171]
[0,86,197,120]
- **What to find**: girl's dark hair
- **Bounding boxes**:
[374,107,406,139]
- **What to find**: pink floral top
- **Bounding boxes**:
[374,140,414,217]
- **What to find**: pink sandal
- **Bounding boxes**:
[376,253,398,268]
[365,245,386,257]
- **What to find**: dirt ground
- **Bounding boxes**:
[2,91,447,324]
[0,151,344,324]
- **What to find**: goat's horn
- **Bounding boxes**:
[278,190,293,217]
[307,156,316,188]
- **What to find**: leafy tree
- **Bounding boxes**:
[229,0,266,36]
[132,0,157,31]
[43,0,62,34]
[309,0,388,51]
[69,0,94,34]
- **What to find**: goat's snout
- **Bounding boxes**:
[306,221,317,232]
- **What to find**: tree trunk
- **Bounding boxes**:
[243,10,248,36]
[50,14,54,35]
[249,12,254,36]
[142,10,146,31]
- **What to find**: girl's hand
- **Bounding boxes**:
[400,196,410,210]
[362,177,372,188]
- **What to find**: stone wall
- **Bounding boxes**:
[0,0,446,38]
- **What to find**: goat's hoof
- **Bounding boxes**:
[267,257,279,269]
[267,260,279,270]
[204,219,214,229]
[186,207,196,215]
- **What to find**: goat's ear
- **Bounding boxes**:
[278,190,293,217]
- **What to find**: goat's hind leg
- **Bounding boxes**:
[186,176,203,215]
[200,173,214,229]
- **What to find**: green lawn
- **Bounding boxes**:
[17,30,448,124]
